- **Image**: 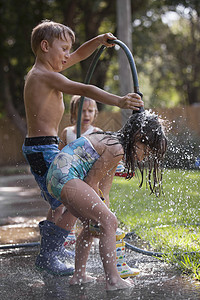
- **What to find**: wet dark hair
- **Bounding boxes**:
[119,111,167,195]
[93,110,167,195]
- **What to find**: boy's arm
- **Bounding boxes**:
[47,72,144,110]
[64,33,116,69]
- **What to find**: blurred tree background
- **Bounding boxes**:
[0,0,200,137]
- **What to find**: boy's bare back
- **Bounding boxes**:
[24,65,65,137]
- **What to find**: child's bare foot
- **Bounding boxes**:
[69,273,97,285]
[106,277,133,291]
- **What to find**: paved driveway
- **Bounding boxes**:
[0,174,199,300]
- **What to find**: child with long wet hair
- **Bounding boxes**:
[92,110,167,194]
[119,110,167,194]
[46,109,167,290]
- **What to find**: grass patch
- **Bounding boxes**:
[110,169,200,280]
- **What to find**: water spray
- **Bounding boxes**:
[1,40,199,259]
[75,38,199,258]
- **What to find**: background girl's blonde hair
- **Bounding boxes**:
[70,95,98,125]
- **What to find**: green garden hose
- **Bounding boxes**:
[76,39,144,138]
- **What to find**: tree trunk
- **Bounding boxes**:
[117,0,133,125]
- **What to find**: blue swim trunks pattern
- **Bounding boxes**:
[22,136,61,210]
[47,136,100,202]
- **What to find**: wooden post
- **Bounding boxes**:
[117,0,133,124]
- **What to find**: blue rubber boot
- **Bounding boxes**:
[35,220,74,276]
[38,220,75,261]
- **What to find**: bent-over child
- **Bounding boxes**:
[46,111,167,290]
[58,95,141,278]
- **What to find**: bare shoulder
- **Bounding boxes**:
[88,133,123,158]
[59,127,67,149]
[24,67,54,100]
[64,125,76,134]
[60,127,68,137]
[25,67,48,91]
[24,66,64,102]
[60,126,69,140]
[60,126,73,137]
[93,127,103,132]
[25,66,62,87]
[105,138,123,158]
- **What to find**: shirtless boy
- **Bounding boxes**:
[22,20,144,275]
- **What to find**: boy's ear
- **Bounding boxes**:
[40,40,49,52]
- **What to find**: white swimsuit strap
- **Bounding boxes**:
[66,127,77,144]
[66,125,95,144]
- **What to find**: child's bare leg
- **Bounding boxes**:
[46,206,77,231]
[46,205,65,223]
[56,209,77,231]
[98,222,133,290]
[70,224,94,285]
[60,179,133,290]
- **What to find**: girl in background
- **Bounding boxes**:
[59,95,102,146]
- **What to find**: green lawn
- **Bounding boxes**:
[110,169,200,279]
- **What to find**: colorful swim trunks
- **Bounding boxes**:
[22,136,61,210]
[47,136,100,202]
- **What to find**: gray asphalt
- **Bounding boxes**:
[0,172,199,300]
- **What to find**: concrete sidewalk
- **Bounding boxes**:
[0,174,199,300]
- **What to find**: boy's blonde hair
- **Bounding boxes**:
[70,95,98,125]
[31,19,75,56]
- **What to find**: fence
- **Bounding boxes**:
[0,106,200,166]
